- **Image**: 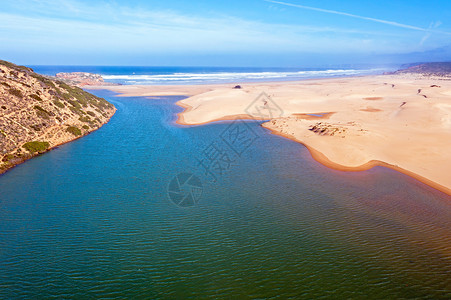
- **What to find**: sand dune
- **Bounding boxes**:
[98,75,451,195]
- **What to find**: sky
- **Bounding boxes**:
[1,0,451,66]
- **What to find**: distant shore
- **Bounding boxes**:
[93,74,451,196]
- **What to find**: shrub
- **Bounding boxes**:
[29,94,42,101]
[78,116,92,123]
[0,60,32,72]
[66,126,82,136]
[34,105,50,119]
[82,125,90,130]
[87,111,96,117]
[67,99,81,109]
[23,141,49,153]
[2,154,14,162]
[8,88,23,98]
[53,100,65,108]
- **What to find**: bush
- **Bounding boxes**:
[66,126,82,136]
[8,88,23,98]
[87,111,96,117]
[78,116,92,123]
[29,94,42,101]
[34,105,50,119]
[2,154,14,162]
[67,99,81,109]
[0,60,32,72]
[53,100,65,108]
[23,141,49,153]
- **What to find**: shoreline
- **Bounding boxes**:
[175,101,269,126]
[262,123,451,197]
[175,100,451,197]
[96,74,451,197]
[0,109,116,176]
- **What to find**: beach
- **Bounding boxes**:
[95,74,451,196]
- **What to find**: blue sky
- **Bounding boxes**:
[1,0,451,66]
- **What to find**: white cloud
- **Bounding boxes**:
[0,0,431,57]
[265,0,451,35]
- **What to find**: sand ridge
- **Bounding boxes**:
[98,74,451,196]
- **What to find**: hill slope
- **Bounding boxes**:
[394,62,451,77]
[0,60,116,173]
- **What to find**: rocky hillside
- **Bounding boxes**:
[0,60,116,174]
[55,72,117,87]
[393,62,451,77]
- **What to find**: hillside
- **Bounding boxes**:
[55,72,118,87]
[393,62,451,77]
[0,60,116,174]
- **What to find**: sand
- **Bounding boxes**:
[94,74,451,196]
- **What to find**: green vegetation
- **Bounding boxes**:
[67,99,81,109]
[0,59,116,174]
[34,105,50,119]
[0,60,33,73]
[29,94,42,101]
[56,82,113,111]
[2,154,14,162]
[78,116,92,123]
[10,63,114,117]
[53,100,65,108]
[23,141,50,153]
[29,73,60,91]
[66,126,82,136]
[8,88,23,98]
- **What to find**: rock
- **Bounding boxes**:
[55,72,117,87]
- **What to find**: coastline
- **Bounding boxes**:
[0,60,118,177]
[95,74,451,197]
[176,100,451,197]
[0,109,116,176]
[262,124,451,196]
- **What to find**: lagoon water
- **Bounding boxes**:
[0,91,450,298]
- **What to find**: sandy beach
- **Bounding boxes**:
[95,74,451,196]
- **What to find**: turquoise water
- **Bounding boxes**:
[0,91,450,299]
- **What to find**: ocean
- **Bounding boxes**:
[30,65,393,85]
[0,87,450,298]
